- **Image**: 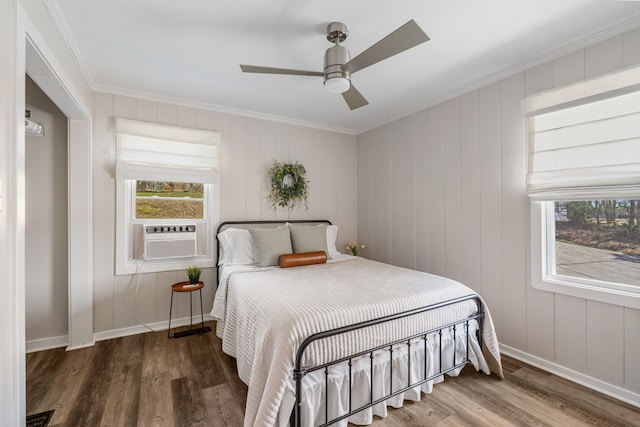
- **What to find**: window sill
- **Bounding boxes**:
[532,275,640,310]
[115,256,215,276]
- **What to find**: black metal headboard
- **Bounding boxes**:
[215,219,333,286]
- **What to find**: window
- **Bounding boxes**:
[525,65,640,308]
[114,118,220,275]
[135,181,204,220]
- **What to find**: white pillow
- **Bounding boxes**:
[217,228,254,265]
[326,225,341,258]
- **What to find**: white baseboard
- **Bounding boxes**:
[26,315,216,353]
[26,334,69,353]
[93,314,215,343]
[500,344,640,408]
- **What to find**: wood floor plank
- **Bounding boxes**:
[32,344,96,425]
[510,366,640,426]
[171,376,209,426]
[100,362,142,427]
[26,321,640,426]
[63,339,118,426]
[200,386,228,427]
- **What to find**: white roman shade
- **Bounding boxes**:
[115,118,220,183]
[524,65,640,199]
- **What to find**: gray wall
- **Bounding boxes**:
[25,75,68,345]
[356,27,640,400]
[91,92,357,336]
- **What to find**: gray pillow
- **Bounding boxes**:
[289,224,328,254]
[249,227,293,267]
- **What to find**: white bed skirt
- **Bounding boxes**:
[277,323,488,427]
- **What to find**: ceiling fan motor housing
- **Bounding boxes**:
[324,22,351,92]
[324,44,351,80]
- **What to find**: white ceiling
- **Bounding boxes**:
[51,0,640,134]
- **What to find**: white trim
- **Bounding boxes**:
[0,3,26,425]
[26,335,69,353]
[97,87,358,135]
[529,200,640,309]
[529,201,640,309]
[22,3,95,351]
[44,0,96,89]
[115,179,218,275]
[93,314,216,343]
[23,13,88,120]
[500,344,640,409]
[67,118,94,349]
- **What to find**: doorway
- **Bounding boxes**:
[24,75,69,351]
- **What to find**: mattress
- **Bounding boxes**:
[211,256,502,427]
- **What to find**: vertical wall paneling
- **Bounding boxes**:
[499,73,527,349]
[90,93,356,336]
[413,110,430,273]
[459,91,481,293]
[624,307,640,393]
[356,26,640,402]
[551,50,585,87]
[550,43,588,375]
[135,99,157,122]
[523,62,555,360]
[177,106,197,128]
[623,27,640,66]
[259,120,276,219]
[585,35,623,78]
[586,301,624,386]
[478,82,503,336]
[554,294,587,372]
[391,116,416,269]
[157,103,178,125]
[443,98,462,281]
[228,115,247,219]
[245,118,263,219]
[379,127,394,264]
[426,105,446,276]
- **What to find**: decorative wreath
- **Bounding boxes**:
[267,160,309,210]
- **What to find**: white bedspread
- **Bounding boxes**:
[211,257,502,427]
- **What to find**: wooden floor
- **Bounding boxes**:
[27,321,640,426]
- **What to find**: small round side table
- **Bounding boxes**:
[168,280,208,338]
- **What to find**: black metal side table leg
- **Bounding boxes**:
[168,290,174,338]
[199,288,205,331]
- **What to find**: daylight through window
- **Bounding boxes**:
[552,199,640,287]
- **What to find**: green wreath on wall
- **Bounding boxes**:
[267,160,309,210]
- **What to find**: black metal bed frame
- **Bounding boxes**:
[215,220,484,427]
[215,219,333,286]
[292,294,483,426]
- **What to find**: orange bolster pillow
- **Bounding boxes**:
[279,251,327,268]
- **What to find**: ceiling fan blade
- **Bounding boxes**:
[342,84,369,110]
[240,64,323,77]
[344,20,429,74]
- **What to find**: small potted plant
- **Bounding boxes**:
[186,265,202,285]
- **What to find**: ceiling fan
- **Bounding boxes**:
[240,20,430,110]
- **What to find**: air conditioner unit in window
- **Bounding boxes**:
[142,224,197,260]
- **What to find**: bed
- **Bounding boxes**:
[211,220,502,427]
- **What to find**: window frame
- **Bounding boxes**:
[115,179,218,275]
[530,197,640,310]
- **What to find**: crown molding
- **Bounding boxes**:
[92,83,357,135]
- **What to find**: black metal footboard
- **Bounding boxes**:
[292,294,484,427]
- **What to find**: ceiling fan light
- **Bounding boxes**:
[324,77,350,93]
